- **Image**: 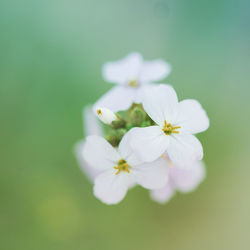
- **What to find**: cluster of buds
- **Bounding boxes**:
[95,104,153,147]
[75,53,209,205]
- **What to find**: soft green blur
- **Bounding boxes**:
[1,0,250,249]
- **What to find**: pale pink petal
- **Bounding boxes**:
[150,183,175,204]
[172,161,206,192]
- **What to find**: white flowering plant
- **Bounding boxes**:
[75,52,209,205]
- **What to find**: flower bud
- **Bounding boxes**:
[130,107,146,126]
[96,107,117,125]
[106,128,126,147]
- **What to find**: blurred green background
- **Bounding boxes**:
[1,0,250,249]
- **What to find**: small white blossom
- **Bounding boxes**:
[130,84,209,167]
[95,107,117,125]
[94,52,171,112]
[150,159,206,204]
[83,131,168,205]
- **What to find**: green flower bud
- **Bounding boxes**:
[111,116,126,129]
[130,107,146,126]
[115,128,127,140]
[105,128,126,147]
[106,132,120,147]
[126,123,134,131]
[140,120,151,127]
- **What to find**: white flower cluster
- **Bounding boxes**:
[75,53,209,205]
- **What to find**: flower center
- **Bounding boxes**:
[128,79,138,88]
[162,120,181,135]
[114,159,130,175]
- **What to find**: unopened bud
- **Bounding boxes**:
[96,107,117,125]
[106,128,127,147]
[130,107,146,126]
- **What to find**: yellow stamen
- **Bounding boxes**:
[161,154,167,159]
[162,120,181,135]
[114,159,130,175]
[97,109,102,115]
[128,79,138,87]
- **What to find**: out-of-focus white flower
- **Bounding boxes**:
[130,84,209,167]
[83,106,103,136]
[94,52,171,112]
[75,141,101,181]
[83,131,168,205]
[75,106,103,182]
[95,107,117,125]
[103,52,171,85]
[150,160,206,204]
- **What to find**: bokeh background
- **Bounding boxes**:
[1,0,250,249]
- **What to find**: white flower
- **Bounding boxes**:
[95,107,117,125]
[75,106,103,182]
[130,84,209,167]
[94,52,171,112]
[150,160,206,204]
[83,131,168,205]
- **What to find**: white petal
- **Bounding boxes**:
[130,84,151,104]
[93,169,129,205]
[167,134,203,168]
[138,59,171,83]
[75,141,101,182]
[175,99,209,134]
[83,106,103,136]
[132,158,168,189]
[130,126,170,162]
[142,84,178,126]
[83,136,120,170]
[118,130,144,166]
[171,161,206,192]
[94,86,136,112]
[150,183,175,204]
[102,52,143,85]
